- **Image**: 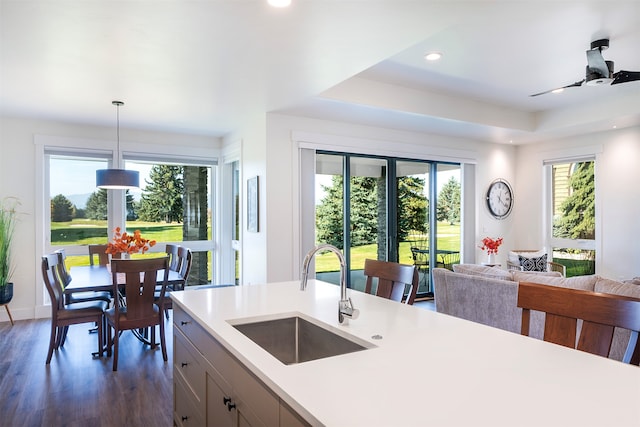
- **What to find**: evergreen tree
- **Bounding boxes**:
[51,194,75,222]
[554,162,595,239]
[85,189,108,220]
[437,176,461,225]
[137,165,183,222]
[397,176,428,240]
[315,175,428,248]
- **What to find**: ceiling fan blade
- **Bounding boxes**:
[529,80,584,97]
[586,48,610,77]
[611,70,640,85]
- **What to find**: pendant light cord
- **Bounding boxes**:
[112,100,123,168]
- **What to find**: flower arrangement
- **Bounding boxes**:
[106,227,156,255]
[479,237,503,255]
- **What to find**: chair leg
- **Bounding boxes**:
[160,315,167,362]
[59,325,69,347]
[150,324,156,349]
[46,323,57,364]
[97,317,104,357]
[106,323,113,357]
[112,325,119,371]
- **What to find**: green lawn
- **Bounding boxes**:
[51,219,184,245]
[315,222,461,272]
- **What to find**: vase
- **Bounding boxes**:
[487,253,495,265]
[0,282,14,305]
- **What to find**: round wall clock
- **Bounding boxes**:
[486,178,514,219]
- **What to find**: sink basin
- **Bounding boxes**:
[230,314,373,365]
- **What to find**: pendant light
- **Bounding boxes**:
[96,100,140,189]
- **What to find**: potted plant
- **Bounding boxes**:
[0,197,19,305]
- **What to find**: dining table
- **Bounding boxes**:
[66,264,184,353]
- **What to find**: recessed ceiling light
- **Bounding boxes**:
[424,52,442,61]
[268,0,291,7]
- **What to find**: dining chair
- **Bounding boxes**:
[165,243,180,272]
[106,256,170,371]
[56,249,111,306]
[88,244,110,266]
[363,259,418,305]
[41,253,107,364]
[517,281,640,364]
[156,246,192,318]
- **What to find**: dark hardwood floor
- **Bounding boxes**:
[0,316,173,427]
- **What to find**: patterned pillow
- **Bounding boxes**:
[519,253,547,272]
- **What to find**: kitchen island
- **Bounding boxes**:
[171,280,640,427]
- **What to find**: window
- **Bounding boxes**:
[547,159,596,276]
[43,148,217,286]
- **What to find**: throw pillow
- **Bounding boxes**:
[519,253,547,272]
[508,250,545,266]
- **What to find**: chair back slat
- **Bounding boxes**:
[165,244,181,272]
[517,281,640,364]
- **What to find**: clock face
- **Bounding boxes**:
[486,179,513,219]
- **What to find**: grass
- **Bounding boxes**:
[315,222,461,272]
[51,220,184,245]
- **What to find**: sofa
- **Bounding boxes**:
[432,264,640,362]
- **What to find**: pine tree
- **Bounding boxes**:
[137,165,184,223]
[85,189,108,220]
[51,194,75,222]
[554,162,595,239]
[437,176,461,225]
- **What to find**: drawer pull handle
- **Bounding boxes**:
[181,362,189,368]
[180,320,191,326]
[181,416,189,421]
[223,396,236,411]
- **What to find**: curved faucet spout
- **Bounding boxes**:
[300,244,358,324]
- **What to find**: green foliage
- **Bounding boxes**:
[85,189,108,220]
[316,176,345,248]
[437,176,460,224]
[554,162,595,239]
[315,175,428,249]
[0,197,19,286]
[51,194,75,222]
[137,165,184,223]
[397,176,428,240]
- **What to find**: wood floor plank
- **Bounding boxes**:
[0,316,173,427]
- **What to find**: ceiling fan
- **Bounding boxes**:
[530,38,640,97]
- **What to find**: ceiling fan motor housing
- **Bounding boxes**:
[586,60,614,85]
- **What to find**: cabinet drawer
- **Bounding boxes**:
[174,374,205,427]
[174,327,206,404]
[173,305,201,338]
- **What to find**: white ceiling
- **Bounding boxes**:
[1,1,639,144]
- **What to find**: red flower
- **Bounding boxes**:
[479,237,503,255]
[106,227,156,255]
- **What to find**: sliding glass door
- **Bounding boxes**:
[314,152,461,298]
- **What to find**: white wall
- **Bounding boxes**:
[0,116,220,322]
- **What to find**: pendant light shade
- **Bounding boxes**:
[96,100,140,189]
[96,168,140,189]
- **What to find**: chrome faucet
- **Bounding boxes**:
[300,244,359,324]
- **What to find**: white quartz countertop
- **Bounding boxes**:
[171,280,640,427]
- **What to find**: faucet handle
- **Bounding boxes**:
[338,298,359,323]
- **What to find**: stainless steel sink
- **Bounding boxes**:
[230,314,373,365]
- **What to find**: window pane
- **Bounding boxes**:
[49,155,109,248]
[126,161,213,286]
[552,161,595,240]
